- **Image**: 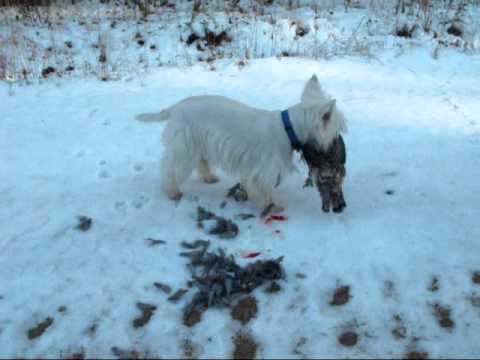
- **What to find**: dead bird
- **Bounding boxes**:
[302,135,346,213]
[223,135,347,215]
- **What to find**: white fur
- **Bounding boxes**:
[135,75,347,210]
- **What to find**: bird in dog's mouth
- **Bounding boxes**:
[302,135,347,213]
[228,135,347,215]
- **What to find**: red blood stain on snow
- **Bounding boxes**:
[264,215,288,225]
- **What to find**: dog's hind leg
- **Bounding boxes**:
[197,159,219,184]
[160,153,194,201]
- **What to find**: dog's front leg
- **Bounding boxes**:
[242,182,280,214]
[263,200,285,215]
[197,159,219,184]
[256,185,285,214]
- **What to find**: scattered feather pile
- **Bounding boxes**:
[180,240,284,322]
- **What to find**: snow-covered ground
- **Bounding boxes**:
[1,48,480,358]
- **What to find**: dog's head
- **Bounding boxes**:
[300,75,347,150]
[302,135,347,213]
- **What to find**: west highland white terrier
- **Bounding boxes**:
[135,75,347,213]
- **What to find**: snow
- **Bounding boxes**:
[1,49,480,358]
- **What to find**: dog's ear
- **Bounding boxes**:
[311,99,347,148]
[301,74,325,103]
[318,99,336,127]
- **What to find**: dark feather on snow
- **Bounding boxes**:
[196,207,239,239]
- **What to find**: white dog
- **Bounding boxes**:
[135,75,346,212]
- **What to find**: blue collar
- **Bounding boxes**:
[281,110,302,151]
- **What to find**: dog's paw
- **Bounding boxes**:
[261,203,285,217]
[202,174,220,184]
[271,204,285,213]
[167,191,183,201]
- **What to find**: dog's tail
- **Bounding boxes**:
[135,108,171,123]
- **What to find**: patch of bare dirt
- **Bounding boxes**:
[472,271,480,285]
[132,302,157,328]
[469,294,480,308]
[41,66,56,78]
[338,330,358,347]
[432,302,455,331]
[428,276,440,292]
[207,31,232,48]
[111,347,141,359]
[383,280,396,298]
[391,314,407,340]
[233,332,258,360]
[181,338,197,359]
[27,317,54,340]
[231,296,258,325]
[264,281,281,294]
[395,23,418,38]
[183,309,202,328]
[330,285,350,306]
[69,351,85,360]
[404,350,429,359]
[294,21,309,38]
[447,23,463,37]
[293,336,307,357]
[75,215,92,231]
[87,321,98,337]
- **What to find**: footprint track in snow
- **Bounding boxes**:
[114,201,127,213]
[132,195,149,209]
[98,160,110,179]
[98,169,109,179]
[114,195,149,212]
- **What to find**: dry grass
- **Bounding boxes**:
[0,0,478,83]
